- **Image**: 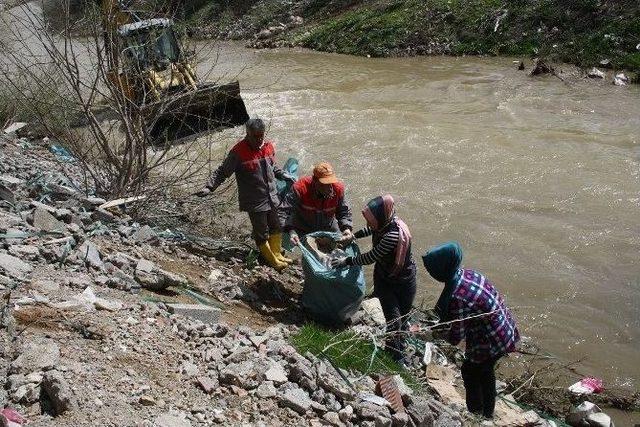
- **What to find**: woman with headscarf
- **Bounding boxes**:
[331,195,416,364]
[423,242,520,420]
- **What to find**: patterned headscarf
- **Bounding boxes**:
[422,242,463,321]
[362,195,412,276]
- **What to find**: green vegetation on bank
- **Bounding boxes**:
[291,323,421,390]
[198,0,640,71]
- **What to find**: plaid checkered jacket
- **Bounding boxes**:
[446,269,520,363]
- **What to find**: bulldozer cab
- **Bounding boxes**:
[118,19,181,73]
[108,17,249,143]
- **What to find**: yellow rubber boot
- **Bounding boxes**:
[269,233,293,263]
[258,242,287,272]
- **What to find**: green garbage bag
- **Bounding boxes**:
[298,231,366,325]
[276,157,299,197]
[276,157,299,252]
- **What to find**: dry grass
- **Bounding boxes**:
[13,305,70,330]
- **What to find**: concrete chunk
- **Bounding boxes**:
[10,339,60,374]
[0,253,33,280]
[0,183,15,203]
[131,225,157,243]
[167,304,221,324]
[136,259,155,273]
[280,387,313,414]
[32,207,65,233]
[0,175,25,189]
[41,370,76,416]
[264,363,288,385]
[30,201,57,214]
[76,241,103,269]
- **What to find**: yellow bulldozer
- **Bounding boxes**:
[101,0,249,143]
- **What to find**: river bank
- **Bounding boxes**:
[2,118,639,425]
[187,0,640,77]
[0,127,565,425]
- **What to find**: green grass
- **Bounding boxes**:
[195,0,640,72]
[291,323,422,390]
[299,1,420,57]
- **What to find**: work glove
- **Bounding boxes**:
[195,187,211,197]
[330,256,349,269]
[290,232,300,246]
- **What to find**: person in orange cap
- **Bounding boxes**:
[284,162,353,246]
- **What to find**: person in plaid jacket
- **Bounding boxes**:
[422,242,519,420]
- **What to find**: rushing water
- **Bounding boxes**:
[203,42,640,390]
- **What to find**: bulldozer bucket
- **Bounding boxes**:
[144,80,250,143]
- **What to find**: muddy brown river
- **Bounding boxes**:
[203,42,640,392]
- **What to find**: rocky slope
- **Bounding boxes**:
[0,127,559,426]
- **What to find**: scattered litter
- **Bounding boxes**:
[566,401,614,427]
[358,392,390,407]
[418,340,447,366]
[0,407,28,427]
[587,68,605,79]
[568,377,604,395]
[361,298,386,326]
[615,72,629,83]
[423,342,434,365]
[98,195,147,210]
[49,144,75,162]
[376,375,405,413]
[613,73,628,86]
[3,122,27,134]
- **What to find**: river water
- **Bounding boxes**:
[203,42,640,390]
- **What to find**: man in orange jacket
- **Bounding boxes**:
[284,162,353,246]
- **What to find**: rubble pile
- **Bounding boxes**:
[1,132,560,426]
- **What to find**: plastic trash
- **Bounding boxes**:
[423,342,434,365]
[276,157,299,248]
[0,407,27,427]
[568,377,604,395]
[358,392,390,407]
[566,401,614,427]
[49,144,75,162]
[276,157,299,197]
[3,122,27,134]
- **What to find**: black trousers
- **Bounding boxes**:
[461,356,500,418]
[374,267,417,362]
[248,209,281,244]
